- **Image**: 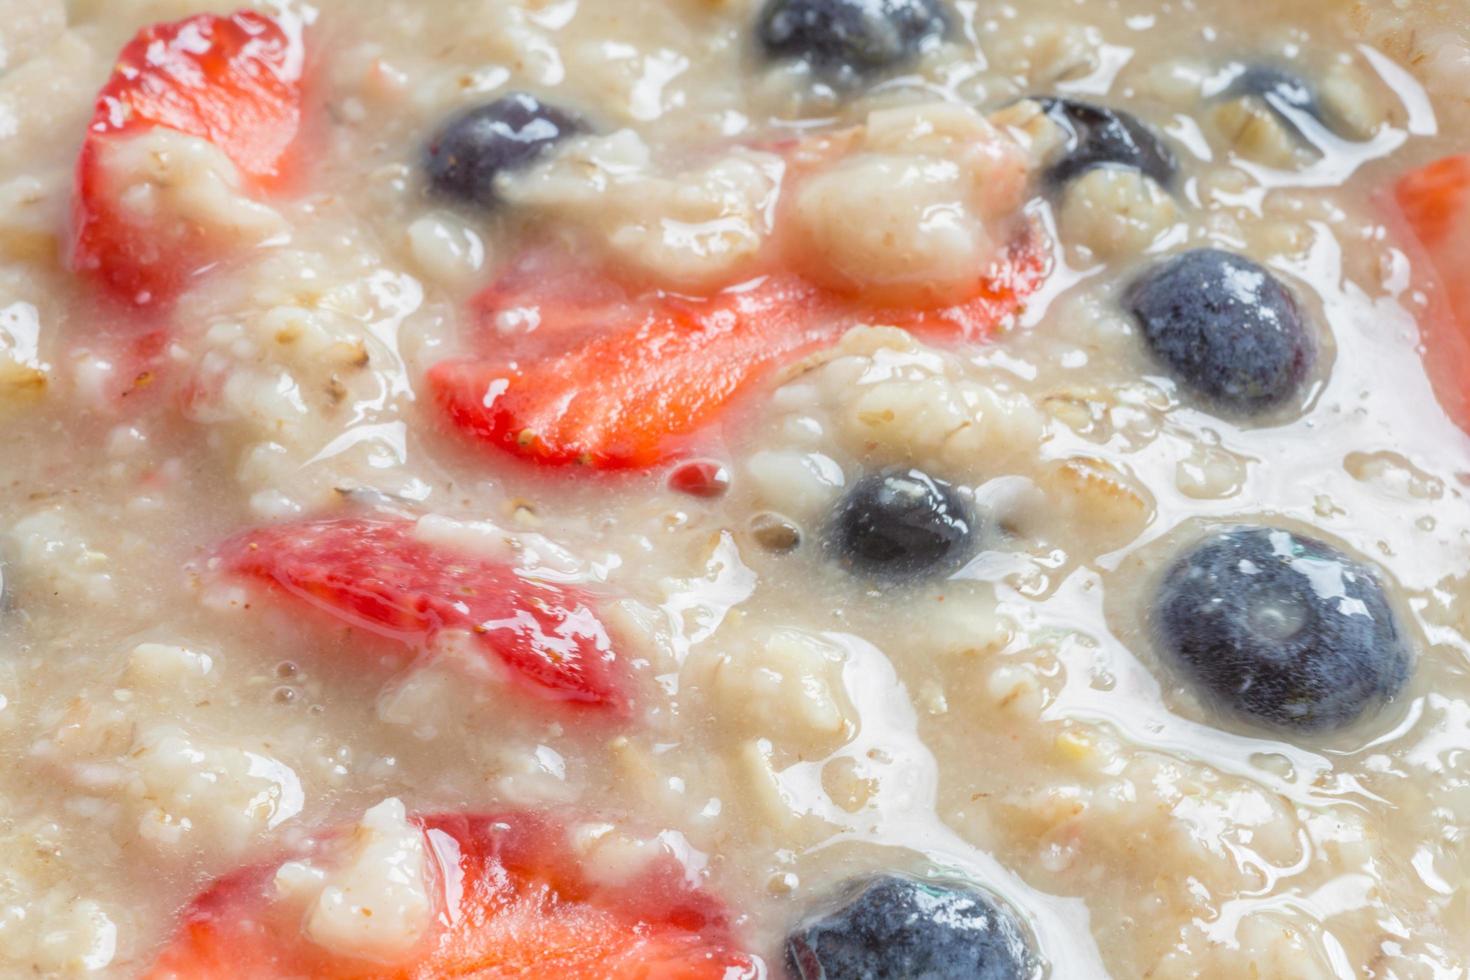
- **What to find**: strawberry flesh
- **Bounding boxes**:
[1393,154,1470,432]
[220,518,628,713]
[145,811,760,979]
[432,274,841,470]
[431,229,1050,471]
[72,10,305,305]
[884,230,1052,340]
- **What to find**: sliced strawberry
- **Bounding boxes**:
[1392,155,1470,432]
[220,518,627,713]
[431,273,844,469]
[72,10,306,305]
[431,230,1050,471]
[145,811,760,979]
[885,229,1052,340]
[466,246,636,345]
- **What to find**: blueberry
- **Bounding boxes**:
[1125,248,1312,414]
[1220,65,1326,140]
[1037,97,1177,188]
[424,93,583,208]
[1153,526,1411,733]
[786,874,1034,980]
[829,468,973,578]
[757,0,950,83]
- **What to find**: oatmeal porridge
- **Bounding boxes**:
[0,0,1468,976]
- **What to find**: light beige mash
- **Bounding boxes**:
[0,0,1468,976]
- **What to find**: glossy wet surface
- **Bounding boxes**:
[0,0,1467,976]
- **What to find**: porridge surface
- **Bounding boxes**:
[0,0,1468,976]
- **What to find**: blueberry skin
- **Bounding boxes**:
[1125,248,1312,414]
[425,93,583,208]
[1037,97,1177,188]
[786,875,1034,980]
[757,0,950,82]
[1153,526,1411,733]
[1221,65,1326,138]
[830,468,973,578]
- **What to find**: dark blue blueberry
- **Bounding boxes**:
[1038,97,1177,188]
[1153,526,1411,733]
[786,874,1034,980]
[1125,248,1312,414]
[425,93,583,208]
[757,0,950,83]
[830,468,974,578]
[1220,65,1326,140]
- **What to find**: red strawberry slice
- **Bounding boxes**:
[220,518,628,713]
[431,273,844,469]
[1392,154,1470,432]
[72,10,306,305]
[466,246,636,345]
[145,811,761,979]
[885,230,1052,340]
[430,230,1050,471]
